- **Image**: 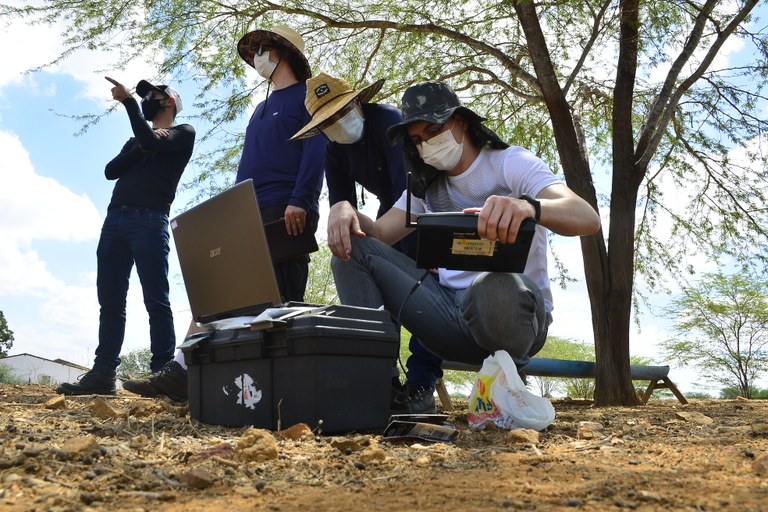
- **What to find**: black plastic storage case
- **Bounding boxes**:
[180,304,399,433]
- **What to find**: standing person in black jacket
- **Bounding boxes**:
[57,77,195,396]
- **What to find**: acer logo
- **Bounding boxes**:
[209,247,222,258]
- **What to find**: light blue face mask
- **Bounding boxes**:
[321,107,365,144]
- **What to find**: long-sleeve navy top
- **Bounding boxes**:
[235,82,326,214]
[325,103,405,219]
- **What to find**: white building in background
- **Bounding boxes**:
[0,353,90,387]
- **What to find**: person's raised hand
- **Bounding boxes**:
[105,76,131,102]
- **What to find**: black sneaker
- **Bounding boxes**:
[122,361,188,402]
[391,385,437,414]
[56,368,116,396]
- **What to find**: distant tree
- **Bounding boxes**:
[662,271,768,399]
[533,336,595,398]
[118,348,152,379]
[0,363,23,385]
[0,310,14,356]
[719,384,768,400]
[685,391,715,400]
[304,245,340,306]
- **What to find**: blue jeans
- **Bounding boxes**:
[397,232,443,388]
[95,207,175,373]
[331,236,550,370]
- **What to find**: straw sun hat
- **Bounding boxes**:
[237,24,311,82]
[290,72,385,140]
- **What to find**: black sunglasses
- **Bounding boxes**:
[255,44,275,57]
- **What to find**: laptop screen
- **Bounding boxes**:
[170,179,282,324]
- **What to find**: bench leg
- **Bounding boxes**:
[663,377,689,405]
[435,378,453,411]
[641,378,688,405]
[641,380,659,404]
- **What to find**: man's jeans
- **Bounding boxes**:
[95,207,175,373]
[331,236,550,368]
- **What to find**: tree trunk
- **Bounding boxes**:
[515,0,642,405]
[594,178,642,405]
[593,0,643,405]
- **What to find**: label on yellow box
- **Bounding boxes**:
[451,238,495,256]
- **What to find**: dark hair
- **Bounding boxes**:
[160,93,178,118]
[272,43,306,80]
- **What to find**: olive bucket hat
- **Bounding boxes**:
[386,81,505,149]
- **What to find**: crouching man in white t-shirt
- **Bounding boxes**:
[326,81,601,413]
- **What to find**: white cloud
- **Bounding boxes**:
[0,131,102,243]
[0,129,192,361]
[0,3,58,89]
[0,1,159,106]
[0,128,103,365]
[0,131,102,294]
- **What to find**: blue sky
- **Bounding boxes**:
[1,6,765,395]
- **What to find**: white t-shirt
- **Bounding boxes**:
[393,146,562,312]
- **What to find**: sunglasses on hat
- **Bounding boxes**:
[143,90,168,102]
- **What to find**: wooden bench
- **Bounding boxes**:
[435,357,688,410]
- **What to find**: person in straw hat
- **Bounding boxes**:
[234,24,326,303]
[291,72,445,413]
[327,81,601,408]
[118,25,326,403]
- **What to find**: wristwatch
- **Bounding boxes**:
[519,194,541,222]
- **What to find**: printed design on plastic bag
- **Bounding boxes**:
[467,371,502,424]
[467,350,556,431]
[222,373,263,410]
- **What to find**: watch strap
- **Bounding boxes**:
[519,194,541,222]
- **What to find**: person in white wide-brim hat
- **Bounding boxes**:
[232,23,326,304]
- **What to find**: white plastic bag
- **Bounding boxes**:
[467,350,556,431]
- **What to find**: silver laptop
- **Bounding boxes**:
[170,179,282,324]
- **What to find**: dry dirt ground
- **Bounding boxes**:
[1,383,767,512]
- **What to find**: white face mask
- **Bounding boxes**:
[417,121,464,171]
[253,51,277,80]
[321,107,365,144]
